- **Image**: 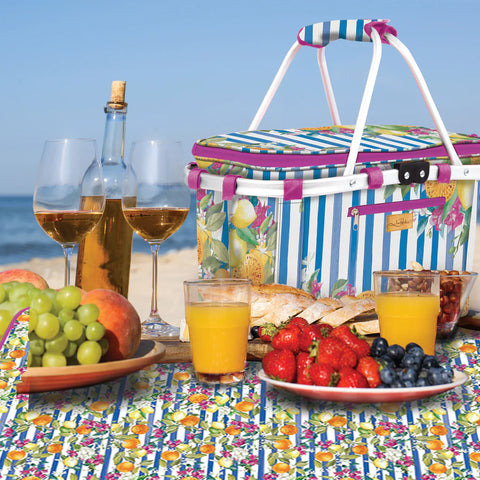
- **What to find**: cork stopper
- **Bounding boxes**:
[107,81,127,109]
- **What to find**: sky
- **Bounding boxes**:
[1,0,480,195]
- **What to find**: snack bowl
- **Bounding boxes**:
[437,271,478,338]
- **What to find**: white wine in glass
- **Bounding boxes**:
[122,139,190,338]
[33,139,105,286]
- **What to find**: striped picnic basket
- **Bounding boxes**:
[187,19,480,299]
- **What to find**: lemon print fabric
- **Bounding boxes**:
[231,198,257,228]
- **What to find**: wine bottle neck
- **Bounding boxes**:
[101,103,127,164]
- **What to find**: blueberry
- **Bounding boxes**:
[378,355,395,369]
[406,342,422,352]
[427,367,445,385]
[400,367,418,383]
[380,366,398,385]
[408,346,425,362]
[401,354,422,371]
[423,355,439,369]
[371,337,388,357]
[387,344,405,364]
[250,326,260,338]
[391,380,406,388]
[441,369,454,384]
[376,383,389,388]
[404,380,415,388]
[416,377,430,387]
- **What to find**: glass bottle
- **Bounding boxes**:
[75,81,133,297]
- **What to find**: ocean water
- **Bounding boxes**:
[0,195,197,265]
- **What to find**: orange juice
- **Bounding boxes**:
[185,302,250,374]
[375,292,439,355]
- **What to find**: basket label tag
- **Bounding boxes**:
[386,212,414,232]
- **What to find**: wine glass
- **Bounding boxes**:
[122,139,190,338]
[33,139,105,286]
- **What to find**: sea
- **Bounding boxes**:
[0,195,198,265]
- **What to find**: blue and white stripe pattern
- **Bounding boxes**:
[298,19,385,47]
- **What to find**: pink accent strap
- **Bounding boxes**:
[364,20,397,44]
[437,163,452,183]
[360,167,384,189]
[284,178,303,201]
[187,165,207,190]
[222,175,243,200]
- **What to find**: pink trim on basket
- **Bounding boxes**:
[364,20,397,44]
[437,163,452,183]
[360,166,384,189]
[284,178,303,201]
[187,164,207,190]
[192,143,478,170]
[222,175,243,200]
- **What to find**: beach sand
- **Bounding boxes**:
[1,224,480,327]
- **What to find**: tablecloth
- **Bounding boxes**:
[1,313,480,480]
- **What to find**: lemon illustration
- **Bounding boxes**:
[457,180,474,209]
[197,229,210,265]
[231,199,257,229]
[425,180,456,201]
[229,231,247,268]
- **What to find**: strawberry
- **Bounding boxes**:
[337,346,358,369]
[309,363,338,387]
[262,349,296,383]
[315,323,334,338]
[337,367,369,388]
[296,351,315,385]
[299,324,324,352]
[271,325,301,354]
[258,323,278,343]
[356,356,381,388]
[330,325,370,358]
[315,336,346,370]
[288,316,309,330]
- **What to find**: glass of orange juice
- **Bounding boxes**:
[184,278,252,384]
[373,270,440,355]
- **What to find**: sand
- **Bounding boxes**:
[1,224,480,327]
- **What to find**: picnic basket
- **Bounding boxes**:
[187,19,480,299]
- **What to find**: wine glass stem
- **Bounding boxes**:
[62,245,74,286]
[150,243,161,317]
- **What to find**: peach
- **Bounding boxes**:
[81,289,141,362]
[0,269,48,290]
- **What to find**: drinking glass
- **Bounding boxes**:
[184,279,252,384]
[373,270,440,355]
[33,139,105,286]
[122,139,190,338]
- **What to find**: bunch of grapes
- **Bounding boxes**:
[24,285,109,367]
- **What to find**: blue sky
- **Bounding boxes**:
[2,0,480,195]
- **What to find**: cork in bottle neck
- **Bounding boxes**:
[107,80,127,109]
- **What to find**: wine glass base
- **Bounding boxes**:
[142,321,180,339]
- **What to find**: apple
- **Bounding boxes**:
[0,269,48,290]
[81,289,141,362]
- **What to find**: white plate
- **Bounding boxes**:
[257,369,468,403]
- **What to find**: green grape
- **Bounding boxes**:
[0,309,12,337]
[9,283,34,301]
[30,294,53,315]
[58,308,74,329]
[14,294,31,312]
[42,288,57,301]
[29,332,45,356]
[77,303,100,326]
[56,286,82,310]
[30,355,43,367]
[45,333,68,353]
[42,352,67,367]
[35,312,60,340]
[74,330,87,346]
[27,351,32,367]
[64,319,84,341]
[63,341,78,358]
[29,309,39,332]
[27,287,42,300]
[99,338,109,356]
[0,301,16,316]
[2,281,19,294]
[85,321,106,341]
[76,341,102,365]
[0,284,6,303]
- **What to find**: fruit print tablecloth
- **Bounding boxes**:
[3,314,480,479]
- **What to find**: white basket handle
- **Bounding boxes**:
[248,19,463,176]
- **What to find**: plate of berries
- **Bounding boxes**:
[258,317,468,403]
